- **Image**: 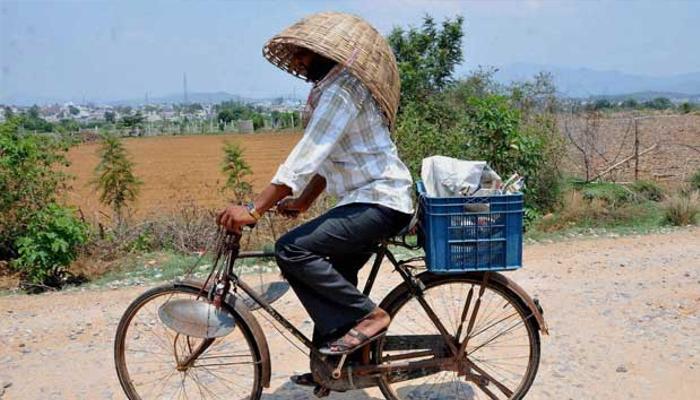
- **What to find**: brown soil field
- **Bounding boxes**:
[65,132,302,219]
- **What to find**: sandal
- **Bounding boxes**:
[290,372,316,387]
[318,328,387,356]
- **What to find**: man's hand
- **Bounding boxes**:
[217,204,257,235]
[276,197,306,219]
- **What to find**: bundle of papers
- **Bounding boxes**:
[420,156,523,197]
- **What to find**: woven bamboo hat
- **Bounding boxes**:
[263,12,400,129]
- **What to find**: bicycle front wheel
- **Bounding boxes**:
[114,284,263,400]
[375,273,541,400]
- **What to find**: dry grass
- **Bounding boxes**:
[535,189,661,233]
[662,190,700,226]
[65,194,337,282]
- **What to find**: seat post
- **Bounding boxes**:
[362,242,387,296]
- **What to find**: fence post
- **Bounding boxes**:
[634,118,640,180]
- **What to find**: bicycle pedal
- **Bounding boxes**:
[313,385,331,398]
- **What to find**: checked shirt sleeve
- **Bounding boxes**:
[271,80,360,196]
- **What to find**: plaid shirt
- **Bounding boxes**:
[271,70,414,214]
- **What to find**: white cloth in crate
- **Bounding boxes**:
[421,156,496,197]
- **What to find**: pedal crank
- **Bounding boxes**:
[331,353,348,379]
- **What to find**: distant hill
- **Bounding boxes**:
[5,64,700,106]
[589,91,700,103]
[493,63,700,101]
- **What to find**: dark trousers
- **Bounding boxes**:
[275,203,412,346]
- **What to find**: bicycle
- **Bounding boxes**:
[115,187,547,399]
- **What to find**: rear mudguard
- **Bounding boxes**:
[486,272,548,334]
[379,271,548,335]
[175,279,272,388]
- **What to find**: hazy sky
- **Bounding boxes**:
[2,0,699,103]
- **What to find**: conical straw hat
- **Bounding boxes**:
[263,12,400,130]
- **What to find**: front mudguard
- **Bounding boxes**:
[175,279,273,388]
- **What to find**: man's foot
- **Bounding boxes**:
[319,308,390,355]
[290,372,316,387]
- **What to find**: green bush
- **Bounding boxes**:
[12,204,89,288]
[580,182,633,206]
[629,180,665,202]
[1,117,71,259]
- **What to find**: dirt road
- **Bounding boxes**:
[1,228,698,399]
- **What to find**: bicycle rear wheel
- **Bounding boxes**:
[375,273,540,400]
[114,284,263,400]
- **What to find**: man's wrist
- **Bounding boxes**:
[245,202,262,221]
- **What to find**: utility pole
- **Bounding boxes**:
[183,73,189,105]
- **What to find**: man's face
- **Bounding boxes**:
[291,48,329,81]
[291,49,315,74]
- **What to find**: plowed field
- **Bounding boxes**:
[65,132,302,219]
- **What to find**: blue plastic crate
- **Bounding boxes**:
[417,181,523,273]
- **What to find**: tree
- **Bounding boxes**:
[56,118,80,133]
[28,105,41,119]
[563,110,606,181]
[387,15,464,106]
[592,99,612,110]
[643,97,673,110]
[119,112,145,129]
[93,133,142,226]
[251,113,264,130]
[119,112,145,136]
[621,98,639,109]
[221,141,252,201]
[68,105,80,116]
[104,111,116,123]
[3,106,14,119]
[217,109,235,125]
[18,106,53,132]
[680,102,693,114]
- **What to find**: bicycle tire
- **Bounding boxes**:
[374,272,541,400]
[114,284,264,400]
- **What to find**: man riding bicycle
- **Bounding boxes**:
[217,12,413,386]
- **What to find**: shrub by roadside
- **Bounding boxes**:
[662,190,700,226]
[1,117,89,290]
[534,180,697,235]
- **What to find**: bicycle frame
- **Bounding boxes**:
[223,237,463,362]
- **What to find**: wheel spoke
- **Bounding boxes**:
[377,275,539,400]
[115,285,259,399]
